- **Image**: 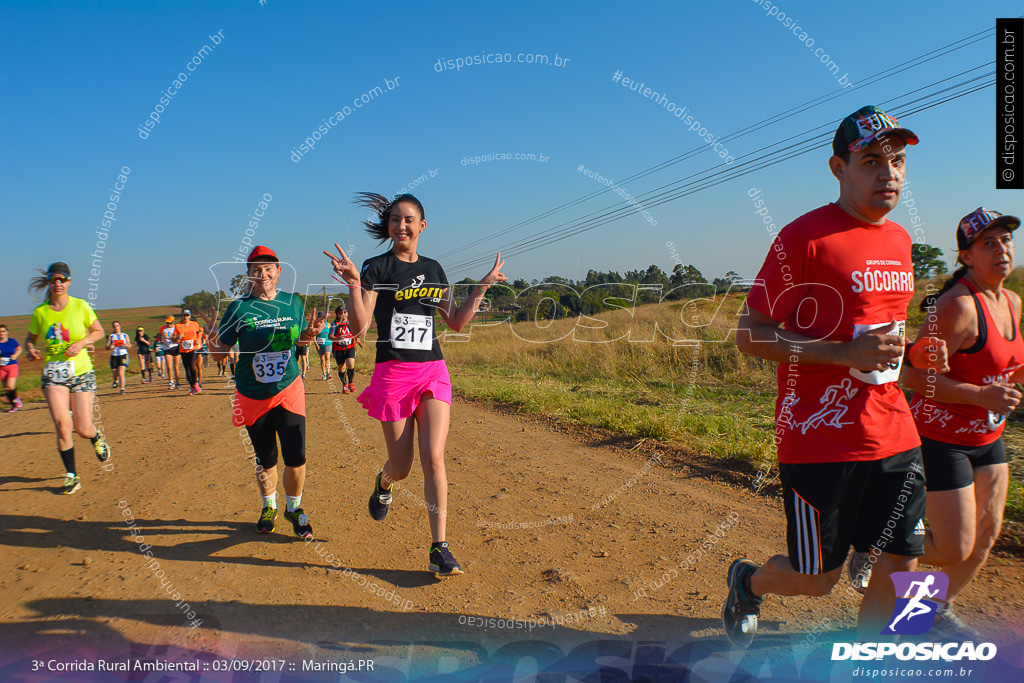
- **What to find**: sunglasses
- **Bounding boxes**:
[49,276,71,284]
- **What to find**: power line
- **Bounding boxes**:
[446,71,993,273]
[437,24,1000,263]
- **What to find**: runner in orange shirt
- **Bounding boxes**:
[174,309,205,395]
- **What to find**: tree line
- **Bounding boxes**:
[180,243,947,322]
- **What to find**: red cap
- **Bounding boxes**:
[247,245,279,264]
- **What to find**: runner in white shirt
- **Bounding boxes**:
[105,321,131,395]
[158,315,181,389]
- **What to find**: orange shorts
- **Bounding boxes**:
[232,375,306,427]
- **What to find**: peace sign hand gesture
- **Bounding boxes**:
[324,243,360,288]
[302,307,329,344]
[478,252,508,290]
[197,307,218,332]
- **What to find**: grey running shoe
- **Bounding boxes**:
[848,550,871,595]
[931,605,982,641]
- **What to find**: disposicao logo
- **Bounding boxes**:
[885,571,948,635]
[831,571,998,662]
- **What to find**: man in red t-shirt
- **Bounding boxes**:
[722,106,948,645]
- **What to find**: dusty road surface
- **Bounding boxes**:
[2,371,1024,681]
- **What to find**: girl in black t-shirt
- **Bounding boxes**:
[135,327,153,383]
[325,192,506,577]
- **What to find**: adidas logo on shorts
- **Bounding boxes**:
[914,519,925,536]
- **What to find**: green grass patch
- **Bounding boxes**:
[451,366,775,464]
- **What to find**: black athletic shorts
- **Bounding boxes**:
[165,346,180,357]
[245,405,306,469]
[334,348,355,364]
[295,344,308,357]
[109,355,129,369]
[920,435,1007,492]
[780,447,926,574]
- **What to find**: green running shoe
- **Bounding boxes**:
[256,506,277,534]
[60,474,81,495]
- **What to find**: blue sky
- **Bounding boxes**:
[1,0,1021,316]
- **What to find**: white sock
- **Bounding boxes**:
[286,495,302,512]
[263,494,276,510]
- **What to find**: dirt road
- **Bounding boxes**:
[2,370,1024,681]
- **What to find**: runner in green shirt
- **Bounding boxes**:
[204,246,327,539]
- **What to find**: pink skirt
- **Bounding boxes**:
[357,360,452,421]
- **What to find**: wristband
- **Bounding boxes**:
[903,341,916,369]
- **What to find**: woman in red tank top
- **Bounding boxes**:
[903,207,1022,638]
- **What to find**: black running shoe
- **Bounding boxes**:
[368,472,392,521]
[429,541,464,577]
[284,507,313,539]
[256,506,277,533]
[722,558,762,648]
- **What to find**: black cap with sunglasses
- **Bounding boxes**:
[47,262,71,280]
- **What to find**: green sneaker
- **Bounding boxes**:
[92,433,111,463]
[256,506,277,533]
[284,508,313,539]
[60,474,81,495]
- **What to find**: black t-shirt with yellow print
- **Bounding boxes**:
[360,251,448,364]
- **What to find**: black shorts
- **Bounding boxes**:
[109,355,129,369]
[781,447,926,574]
[245,405,306,469]
[920,435,1007,492]
[295,344,308,357]
[334,348,355,364]
[165,346,180,357]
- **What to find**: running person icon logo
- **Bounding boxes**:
[793,378,858,434]
[883,571,949,635]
